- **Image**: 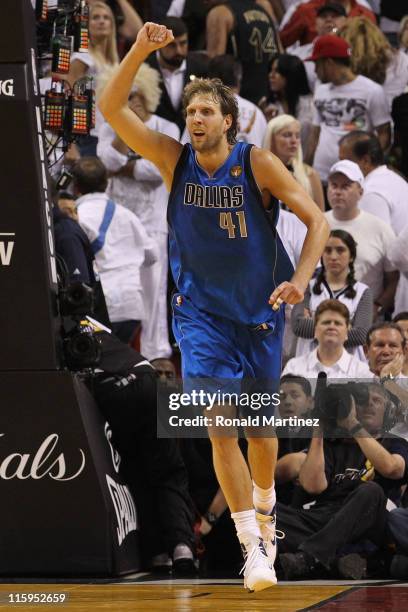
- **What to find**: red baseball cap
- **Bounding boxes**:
[306,34,351,61]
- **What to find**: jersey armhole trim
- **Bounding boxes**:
[246,144,277,213]
[169,144,190,201]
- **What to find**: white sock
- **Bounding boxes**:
[253,481,276,516]
[231,509,261,543]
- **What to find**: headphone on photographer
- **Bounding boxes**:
[382,389,401,433]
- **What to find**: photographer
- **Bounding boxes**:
[277,383,408,580]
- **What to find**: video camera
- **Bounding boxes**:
[313,373,402,436]
[58,280,101,371]
[313,374,369,435]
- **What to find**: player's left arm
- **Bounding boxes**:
[251,147,330,308]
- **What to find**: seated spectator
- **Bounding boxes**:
[259,54,313,148]
[304,35,391,184]
[66,1,120,155]
[151,358,176,382]
[292,229,373,360]
[145,17,208,134]
[279,0,376,48]
[206,0,282,103]
[290,2,348,92]
[393,313,408,378]
[97,62,177,360]
[72,157,158,345]
[282,299,373,378]
[263,114,324,210]
[275,375,313,505]
[339,131,408,236]
[338,17,408,110]
[206,54,267,147]
[56,192,78,222]
[53,196,101,294]
[364,322,408,439]
[325,160,398,318]
[365,322,407,382]
[278,375,314,448]
[277,383,408,580]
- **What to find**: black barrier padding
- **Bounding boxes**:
[0,1,28,64]
[0,371,140,575]
[0,0,60,370]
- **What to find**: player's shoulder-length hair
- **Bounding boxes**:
[182,78,239,145]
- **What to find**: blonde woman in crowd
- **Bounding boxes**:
[339,17,408,109]
[263,114,324,211]
[86,0,143,49]
[97,63,179,361]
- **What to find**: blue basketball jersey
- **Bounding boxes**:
[168,142,294,326]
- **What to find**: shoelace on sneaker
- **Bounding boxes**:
[239,538,268,577]
[271,510,285,540]
[257,512,285,542]
[262,520,285,542]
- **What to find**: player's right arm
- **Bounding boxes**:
[98,23,183,191]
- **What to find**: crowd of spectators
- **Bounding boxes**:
[49,0,408,581]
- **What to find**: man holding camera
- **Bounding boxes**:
[277,382,408,580]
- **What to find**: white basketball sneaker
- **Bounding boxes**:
[240,535,277,592]
[256,506,285,567]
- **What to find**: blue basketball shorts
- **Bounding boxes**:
[171,293,284,418]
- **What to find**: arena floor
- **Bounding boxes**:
[1,575,407,611]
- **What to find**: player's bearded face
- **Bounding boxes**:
[186,95,229,152]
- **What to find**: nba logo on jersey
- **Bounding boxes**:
[230,165,242,178]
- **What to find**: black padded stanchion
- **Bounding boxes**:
[0,1,140,575]
[0,372,140,575]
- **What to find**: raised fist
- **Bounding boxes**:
[135,22,174,53]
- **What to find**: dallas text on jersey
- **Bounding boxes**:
[184,183,244,208]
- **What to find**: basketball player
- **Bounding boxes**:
[99,23,329,592]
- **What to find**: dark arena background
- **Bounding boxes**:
[1,0,408,610]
